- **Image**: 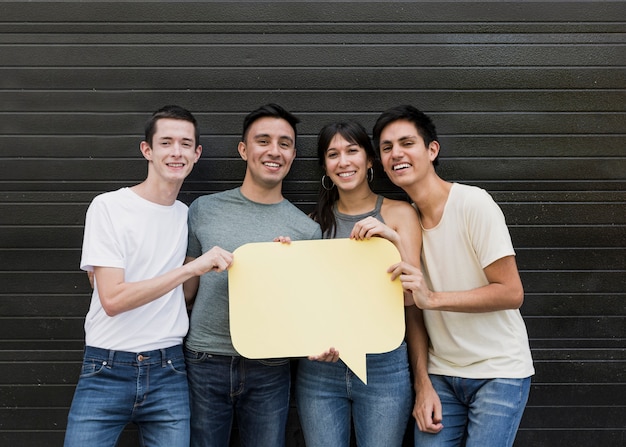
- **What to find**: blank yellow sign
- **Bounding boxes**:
[228,237,405,384]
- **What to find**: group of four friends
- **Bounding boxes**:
[63,103,534,447]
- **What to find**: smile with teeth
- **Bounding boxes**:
[338,171,356,178]
[264,162,280,168]
[167,163,185,168]
[393,163,411,171]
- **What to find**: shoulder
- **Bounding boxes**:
[173,199,189,213]
[280,200,316,222]
[452,184,507,227]
[92,187,125,202]
[381,197,419,223]
[451,183,499,211]
[87,188,128,212]
[278,200,321,234]
[189,189,234,209]
[453,183,492,202]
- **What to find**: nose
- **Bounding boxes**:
[172,142,183,156]
[338,152,349,166]
[267,141,280,155]
[389,143,403,158]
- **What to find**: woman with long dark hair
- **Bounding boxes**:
[296,120,428,446]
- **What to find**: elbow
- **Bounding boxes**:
[100,297,123,317]
[184,291,196,311]
[510,284,524,309]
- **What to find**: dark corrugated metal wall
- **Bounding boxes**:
[1,1,624,446]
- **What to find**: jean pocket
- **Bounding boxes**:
[79,359,108,378]
[184,348,211,363]
[166,357,188,376]
[258,358,290,367]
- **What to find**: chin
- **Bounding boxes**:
[388,174,412,187]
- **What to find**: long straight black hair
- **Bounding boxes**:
[310,121,377,237]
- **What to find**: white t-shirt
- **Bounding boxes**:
[421,183,534,379]
[80,187,189,352]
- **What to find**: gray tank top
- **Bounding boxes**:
[327,195,385,239]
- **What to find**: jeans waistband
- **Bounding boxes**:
[184,346,239,358]
[84,344,184,367]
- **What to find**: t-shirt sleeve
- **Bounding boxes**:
[311,224,323,240]
[80,197,125,271]
[465,189,516,268]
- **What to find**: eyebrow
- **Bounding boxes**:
[159,136,195,143]
[381,135,416,145]
[254,133,294,145]
[327,142,358,151]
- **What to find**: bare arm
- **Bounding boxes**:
[96,246,233,317]
[350,200,419,260]
[352,200,442,429]
[350,200,422,306]
[383,201,442,432]
[388,255,524,312]
[183,256,200,310]
[405,305,443,433]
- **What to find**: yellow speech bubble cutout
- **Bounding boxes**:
[228,238,405,384]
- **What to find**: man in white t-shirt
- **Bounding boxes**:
[64,105,233,447]
[373,105,534,447]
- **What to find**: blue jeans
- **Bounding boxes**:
[295,342,413,447]
[63,345,190,447]
[184,348,291,447]
[413,374,531,447]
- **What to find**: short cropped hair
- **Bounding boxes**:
[241,103,300,144]
[144,105,199,147]
[372,105,439,166]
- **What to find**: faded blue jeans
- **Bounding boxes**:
[63,345,190,447]
[295,342,413,447]
[413,374,531,447]
[184,348,291,447]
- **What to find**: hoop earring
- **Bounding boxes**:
[321,175,335,191]
[367,167,374,183]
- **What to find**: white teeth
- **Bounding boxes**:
[338,171,355,177]
[264,162,280,168]
[393,163,411,171]
[168,163,184,167]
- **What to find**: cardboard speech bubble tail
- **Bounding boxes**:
[340,350,368,385]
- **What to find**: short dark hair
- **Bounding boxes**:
[241,103,300,143]
[144,105,199,147]
[372,105,439,166]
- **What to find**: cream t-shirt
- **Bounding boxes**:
[421,183,534,379]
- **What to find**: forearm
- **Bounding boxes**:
[97,263,198,316]
[405,306,430,387]
[183,256,199,309]
[427,284,521,313]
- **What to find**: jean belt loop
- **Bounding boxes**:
[161,348,167,367]
[107,349,115,368]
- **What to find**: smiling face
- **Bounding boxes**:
[378,119,439,189]
[140,118,201,185]
[238,116,297,192]
[324,133,372,193]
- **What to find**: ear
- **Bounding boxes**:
[139,141,152,161]
[237,141,247,161]
[428,141,440,162]
[194,145,203,163]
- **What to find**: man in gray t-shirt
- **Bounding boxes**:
[183,104,329,447]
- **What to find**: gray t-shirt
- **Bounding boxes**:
[185,187,322,355]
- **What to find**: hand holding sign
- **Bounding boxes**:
[228,237,405,384]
